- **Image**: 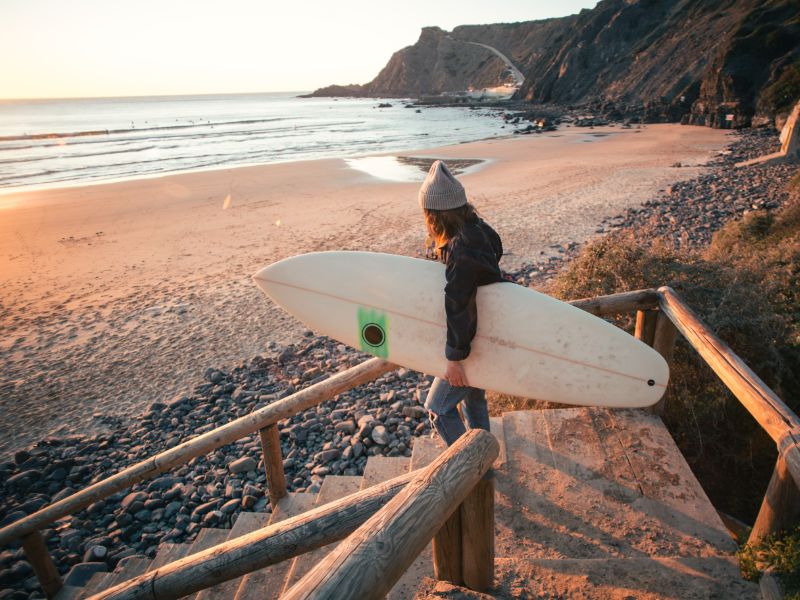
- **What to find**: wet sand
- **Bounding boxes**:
[0,124,729,458]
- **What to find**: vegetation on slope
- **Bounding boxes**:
[541,189,800,523]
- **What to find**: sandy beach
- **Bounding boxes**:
[0,124,729,459]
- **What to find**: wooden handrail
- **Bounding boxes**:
[281,429,499,600]
[0,358,395,547]
[88,469,419,600]
[657,286,800,486]
[657,288,800,443]
[568,288,658,316]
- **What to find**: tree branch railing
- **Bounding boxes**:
[4,286,799,598]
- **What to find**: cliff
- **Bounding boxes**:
[515,0,800,127]
[309,0,800,127]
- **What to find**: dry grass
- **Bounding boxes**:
[540,192,800,522]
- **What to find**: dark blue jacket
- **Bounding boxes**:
[438,216,503,360]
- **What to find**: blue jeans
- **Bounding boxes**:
[424,377,490,446]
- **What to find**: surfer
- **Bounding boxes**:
[419,160,504,446]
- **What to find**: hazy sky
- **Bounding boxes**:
[1,0,597,100]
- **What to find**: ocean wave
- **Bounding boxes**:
[0,116,297,143]
[0,120,368,152]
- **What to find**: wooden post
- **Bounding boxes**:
[259,424,287,509]
[433,508,462,585]
[650,310,679,416]
[460,473,495,592]
[634,310,658,346]
[652,310,678,365]
[749,453,800,545]
[22,531,62,599]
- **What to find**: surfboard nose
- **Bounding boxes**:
[253,254,305,293]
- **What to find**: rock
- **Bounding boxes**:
[6,470,40,488]
[12,451,30,465]
[318,449,340,462]
[402,406,427,419]
[62,561,108,587]
[120,491,148,510]
[220,499,240,514]
[228,456,257,474]
[82,545,108,562]
[0,512,26,528]
[147,476,182,492]
[192,500,220,517]
[335,421,357,437]
[371,426,390,446]
[202,510,223,525]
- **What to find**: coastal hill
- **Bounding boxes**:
[309,0,800,128]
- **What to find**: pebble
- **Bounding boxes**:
[228,457,257,474]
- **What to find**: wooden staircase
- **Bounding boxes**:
[55,408,759,599]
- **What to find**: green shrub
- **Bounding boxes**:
[739,527,800,597]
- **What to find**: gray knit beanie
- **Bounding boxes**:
[418,160,467,210]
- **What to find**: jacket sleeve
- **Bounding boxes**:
[443,245,480,361]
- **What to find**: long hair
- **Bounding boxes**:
[423,202,479,255]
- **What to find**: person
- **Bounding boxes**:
[418,160,504,446]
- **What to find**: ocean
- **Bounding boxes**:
[0,92,510,195]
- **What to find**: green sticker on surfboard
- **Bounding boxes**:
[358,307,388,359]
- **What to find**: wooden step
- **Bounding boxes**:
[148,542,192,571]
[52,586,83,600]
[489,416,507,468]
[80,572,114,598]
[195,512,271,600]
[234,493,317,600]
[414,577,494,599]
[281,476,364,593]
[104,556,151,590]
[499,408,737,560]
[410,435,446,470]
[360,456,410,490]
[357,455,430,600]
[181,528,232,600]
[486,556,760,599]
[84,558,150,597]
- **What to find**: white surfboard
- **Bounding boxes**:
[253,251,668,408]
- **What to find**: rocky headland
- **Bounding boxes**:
[309,0,800,129]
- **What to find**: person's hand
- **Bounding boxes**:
[445,360,469,387]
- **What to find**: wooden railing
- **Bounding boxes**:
[2,286,799,598]
[90,469,418,599]
[0,357,395,598]
[281,429,498,600]
[656,286,800,544]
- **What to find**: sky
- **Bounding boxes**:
[1,0,598,100]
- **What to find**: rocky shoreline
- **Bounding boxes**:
[1,128,796,599]
[506,127,796,289]
[0,338,431,598]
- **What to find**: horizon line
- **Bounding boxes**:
[0,89,317,103]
